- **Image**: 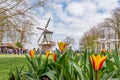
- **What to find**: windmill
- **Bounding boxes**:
[37,18,55,51]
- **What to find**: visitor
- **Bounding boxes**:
[36,48,40,54]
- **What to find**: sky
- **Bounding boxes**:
[25,0,120,50]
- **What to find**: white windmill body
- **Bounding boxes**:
[37,18,55,51]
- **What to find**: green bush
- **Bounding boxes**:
[15,42,23,48]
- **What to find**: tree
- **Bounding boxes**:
[104,8,120,47]
[10,18,34,44]
[80,8,120,50]
[0,0,29,44]
[79,27,100,49]
[64,36,75,47]
[0,0,49,46]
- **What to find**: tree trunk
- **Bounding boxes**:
[0,34,4,45]
[117,33,120,49]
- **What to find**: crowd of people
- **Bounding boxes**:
[0,47,29,54]
[0,44,58,55]
[0,47,48,55]
[33,48,46,54]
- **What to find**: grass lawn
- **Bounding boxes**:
[0,54,28,80]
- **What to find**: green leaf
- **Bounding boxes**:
[55,48,61,60]
[105,69,120,79]
[58,52,68,64]
[106,59,114,72]
[15,65,24,80]
[42,57,49,73]
[25,54,31,62]
[27,64,33,74]
[59,68,64,80]
[37,54,42,66]
[8,70,15,80]
[21,73,35,80]
[41,70,56,80]
[72,61,89,80]
[113,49,120,68]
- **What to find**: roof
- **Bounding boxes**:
[0,43,18,48]
[39,41,55,46]
[94,38,119,43]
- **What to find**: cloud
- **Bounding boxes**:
[66,2,84,17]
[96,0,119,11]
[24,0,120,50]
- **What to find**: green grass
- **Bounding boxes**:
[0,54,27,80]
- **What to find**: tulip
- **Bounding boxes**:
[29,50,35,58]
[101,49,105,54]
[91,54,107,80]
[58,42,67,52]
[91,54,107,71]
[109,49,112,53]
[52,53,57,62]
[46,50,50,57]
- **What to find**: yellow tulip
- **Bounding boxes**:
[29,50,35,58]
[91,54,107,71]
[58,42,67,52]
[52,53,57,62]
[46,50,50,57]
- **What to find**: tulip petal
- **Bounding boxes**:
[91,54,107,71]
[46,50,50,57]
[29,50,35,58]
[99,56,107,70]
[91,56,95,70]
[58,42,67,52]
[52,53,57,62]
[101,49,105,54]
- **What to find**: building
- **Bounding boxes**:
[94,38,119,51]
[94,26,119,51]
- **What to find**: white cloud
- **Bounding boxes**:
[24,0,120,50]
[96,0,119,11]
[66,2,84,17]
[82,1,97,13]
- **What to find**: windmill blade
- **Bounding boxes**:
[45,18,51,29]
[37,27,45,31]
[37,33,43,43]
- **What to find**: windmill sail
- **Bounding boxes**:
[37,33,43,43]
[45,18,50,29]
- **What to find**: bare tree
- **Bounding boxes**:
[14,20,34,44]
[64,36,75,47]
[0,0,49,46]
[105,8,120,47]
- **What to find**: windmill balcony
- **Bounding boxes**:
[39,41,55,46]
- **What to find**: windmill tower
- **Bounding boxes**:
[37,18,55,51]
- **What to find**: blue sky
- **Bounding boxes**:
[25,0,120,50]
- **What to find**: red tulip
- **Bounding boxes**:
[52,53,57,62]
[101,49,105,54]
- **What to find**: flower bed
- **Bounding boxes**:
[9,42,120,80]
